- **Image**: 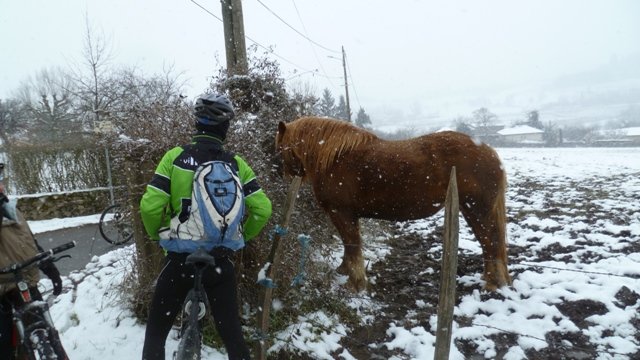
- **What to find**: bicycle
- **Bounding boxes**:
[173,248,217,360]
[98,203,133,245]
[0,241,76,360]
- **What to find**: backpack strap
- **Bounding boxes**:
[180,142,238,172]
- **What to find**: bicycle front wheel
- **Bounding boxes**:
[99,204,134,245]
[175,324,202,360]
[29,328,57,359]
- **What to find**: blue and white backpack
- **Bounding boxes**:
[161,161,245,253]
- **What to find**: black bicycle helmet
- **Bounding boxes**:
[193,93,235,125]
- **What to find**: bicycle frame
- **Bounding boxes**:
[174,248,216,360]
[0,241,76,360]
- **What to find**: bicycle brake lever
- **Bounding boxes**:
[52,255,71,262]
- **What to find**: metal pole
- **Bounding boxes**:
[105,146,114,206]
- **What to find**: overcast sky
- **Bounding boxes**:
[1,0,639,129]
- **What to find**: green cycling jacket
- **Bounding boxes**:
[140,134,272,244]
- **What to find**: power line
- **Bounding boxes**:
[344,52,362,111]
[190,0,321,75]
[255,0,340,54]
[190,0,222,21]
[190,0,348,102]
[289,0,339,92]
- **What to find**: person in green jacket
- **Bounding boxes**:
[140,94,272,360]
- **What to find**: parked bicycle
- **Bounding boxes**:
[173,248,217,360]
[0,241,75,360]
[98,203,133,245]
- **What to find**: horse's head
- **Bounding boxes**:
[276,121,306,178]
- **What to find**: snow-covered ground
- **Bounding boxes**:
[28,146,640,359]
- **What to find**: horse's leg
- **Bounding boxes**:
[460,190,511,291]
[327,211,367,292]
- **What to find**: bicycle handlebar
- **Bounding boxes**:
[50,241,76,255]
[0,241,76,275]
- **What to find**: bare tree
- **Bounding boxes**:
[287,81,319,117]
[453,116,473,135]
[0,99,27,146]
[472,107,498,140]
[473,107,497,128]
[66,17,116,131]
[14,67,79,142]
[543,121,561,146]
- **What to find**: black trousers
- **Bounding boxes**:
[142,253,251,360]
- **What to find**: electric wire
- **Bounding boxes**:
[289,0,339,92]
[190,0,335,79]
[190,0,358,110]
[344,51,362,112]
[256,0,340,54]
[190,0,223,21]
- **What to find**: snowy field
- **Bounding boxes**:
[30,146,640,359]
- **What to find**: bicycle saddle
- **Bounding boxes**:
[185,248,217,266]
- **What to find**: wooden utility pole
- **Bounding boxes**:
[434,167,460,360]
[220,0,248,75]
[341,46,351,122]
[256,176,303,360]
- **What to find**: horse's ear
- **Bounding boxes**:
[277,121,287,135]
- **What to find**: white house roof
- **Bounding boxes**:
[497,125,544,136]
[622,127,640,136]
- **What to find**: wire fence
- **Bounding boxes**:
[259,232,640,359]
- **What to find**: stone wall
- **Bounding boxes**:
[15,189,112,221]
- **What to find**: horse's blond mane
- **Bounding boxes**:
[288,117,377,174]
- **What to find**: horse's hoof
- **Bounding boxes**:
[483,277,511,291]
[483,282,499,292]
[336,263,349,275]
[347,277,367,293]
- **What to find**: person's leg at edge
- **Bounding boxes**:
[0,296,14,359]
[205,257,251,360]
[142,256,190,360]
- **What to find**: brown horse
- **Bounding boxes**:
[275,117,511,292]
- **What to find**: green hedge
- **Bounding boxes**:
[2,143,109,195]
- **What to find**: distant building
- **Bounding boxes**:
[590,127,640,145]
[497,125,544,143]
[622,127,640,142]
[471,125,505,144]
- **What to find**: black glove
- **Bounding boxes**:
[39,261,63,295]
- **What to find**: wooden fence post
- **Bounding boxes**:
[434,167,460,360]
[255,176,303,360]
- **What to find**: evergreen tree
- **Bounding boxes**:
[336,95,349,121]
[355,107,371,128]
[527,110,543,129]
[318,88,336,117]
